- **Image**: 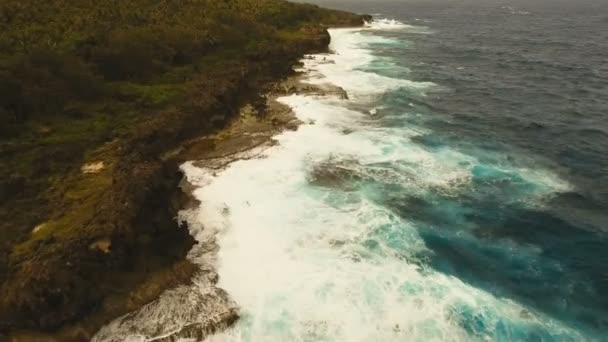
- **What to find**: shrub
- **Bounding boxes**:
[0,49,102,123]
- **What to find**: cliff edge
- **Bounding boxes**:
[0,1,368,340]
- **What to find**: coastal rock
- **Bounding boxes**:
[89,239,112,254]
[308,158,363,190]
[285,119,301,131]
[32,223,47,235]
[81,161,105,174]
[0,1,369,339]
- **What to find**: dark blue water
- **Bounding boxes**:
[91,2,608,340]
[305,0,608,339]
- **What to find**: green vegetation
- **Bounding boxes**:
[0,0,366,337]
[0,0,363,255]
[0,0,360,126]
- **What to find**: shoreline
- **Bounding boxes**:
[180,73,349,170]
[92,72,350,341]
[171,17,603,342]
[2,20,368,340]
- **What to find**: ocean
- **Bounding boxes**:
[97,1,608,341]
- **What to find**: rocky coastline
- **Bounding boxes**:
[1,16,367,342]
[92,71,350,342]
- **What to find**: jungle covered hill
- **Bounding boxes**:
[0,0,367,339]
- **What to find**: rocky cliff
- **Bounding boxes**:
[0,0,368,340]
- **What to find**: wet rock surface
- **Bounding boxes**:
[0,13,367,340]
[90,75,337,342]
[0,49,323,342]
[308,158,364,190]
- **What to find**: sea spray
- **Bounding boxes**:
[197,23,580,341]
[94,18,594,342]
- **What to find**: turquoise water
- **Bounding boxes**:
[183,18,607,341]
[92,3,608,340]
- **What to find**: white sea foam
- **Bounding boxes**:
[367,18,433,34]
[299,27,433,100]
[366,18,414,30]
[188,23,578,341]
[95,19,577,342]
[187,91,579,340]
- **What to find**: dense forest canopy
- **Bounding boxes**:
[0,0,362,228]
[0,0,358,127]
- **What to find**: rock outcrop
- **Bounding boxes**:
[0,2,369,339]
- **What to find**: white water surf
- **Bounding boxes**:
[94,20,579,342]
[189,22,576,342]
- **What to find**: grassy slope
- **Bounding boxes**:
[0,0,367,337]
